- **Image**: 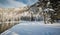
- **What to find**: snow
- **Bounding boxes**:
[1,21,60,35]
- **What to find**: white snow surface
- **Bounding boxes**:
[1,21,60,35]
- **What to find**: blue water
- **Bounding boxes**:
[1,21,60,35]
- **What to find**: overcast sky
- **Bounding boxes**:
[0,0,38,8]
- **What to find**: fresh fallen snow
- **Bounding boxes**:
[1,21,60,35]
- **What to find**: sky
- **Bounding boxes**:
[0,0,38,8]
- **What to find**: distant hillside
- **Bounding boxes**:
[0,6,29,22]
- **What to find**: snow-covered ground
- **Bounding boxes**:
[1,21,60,35]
